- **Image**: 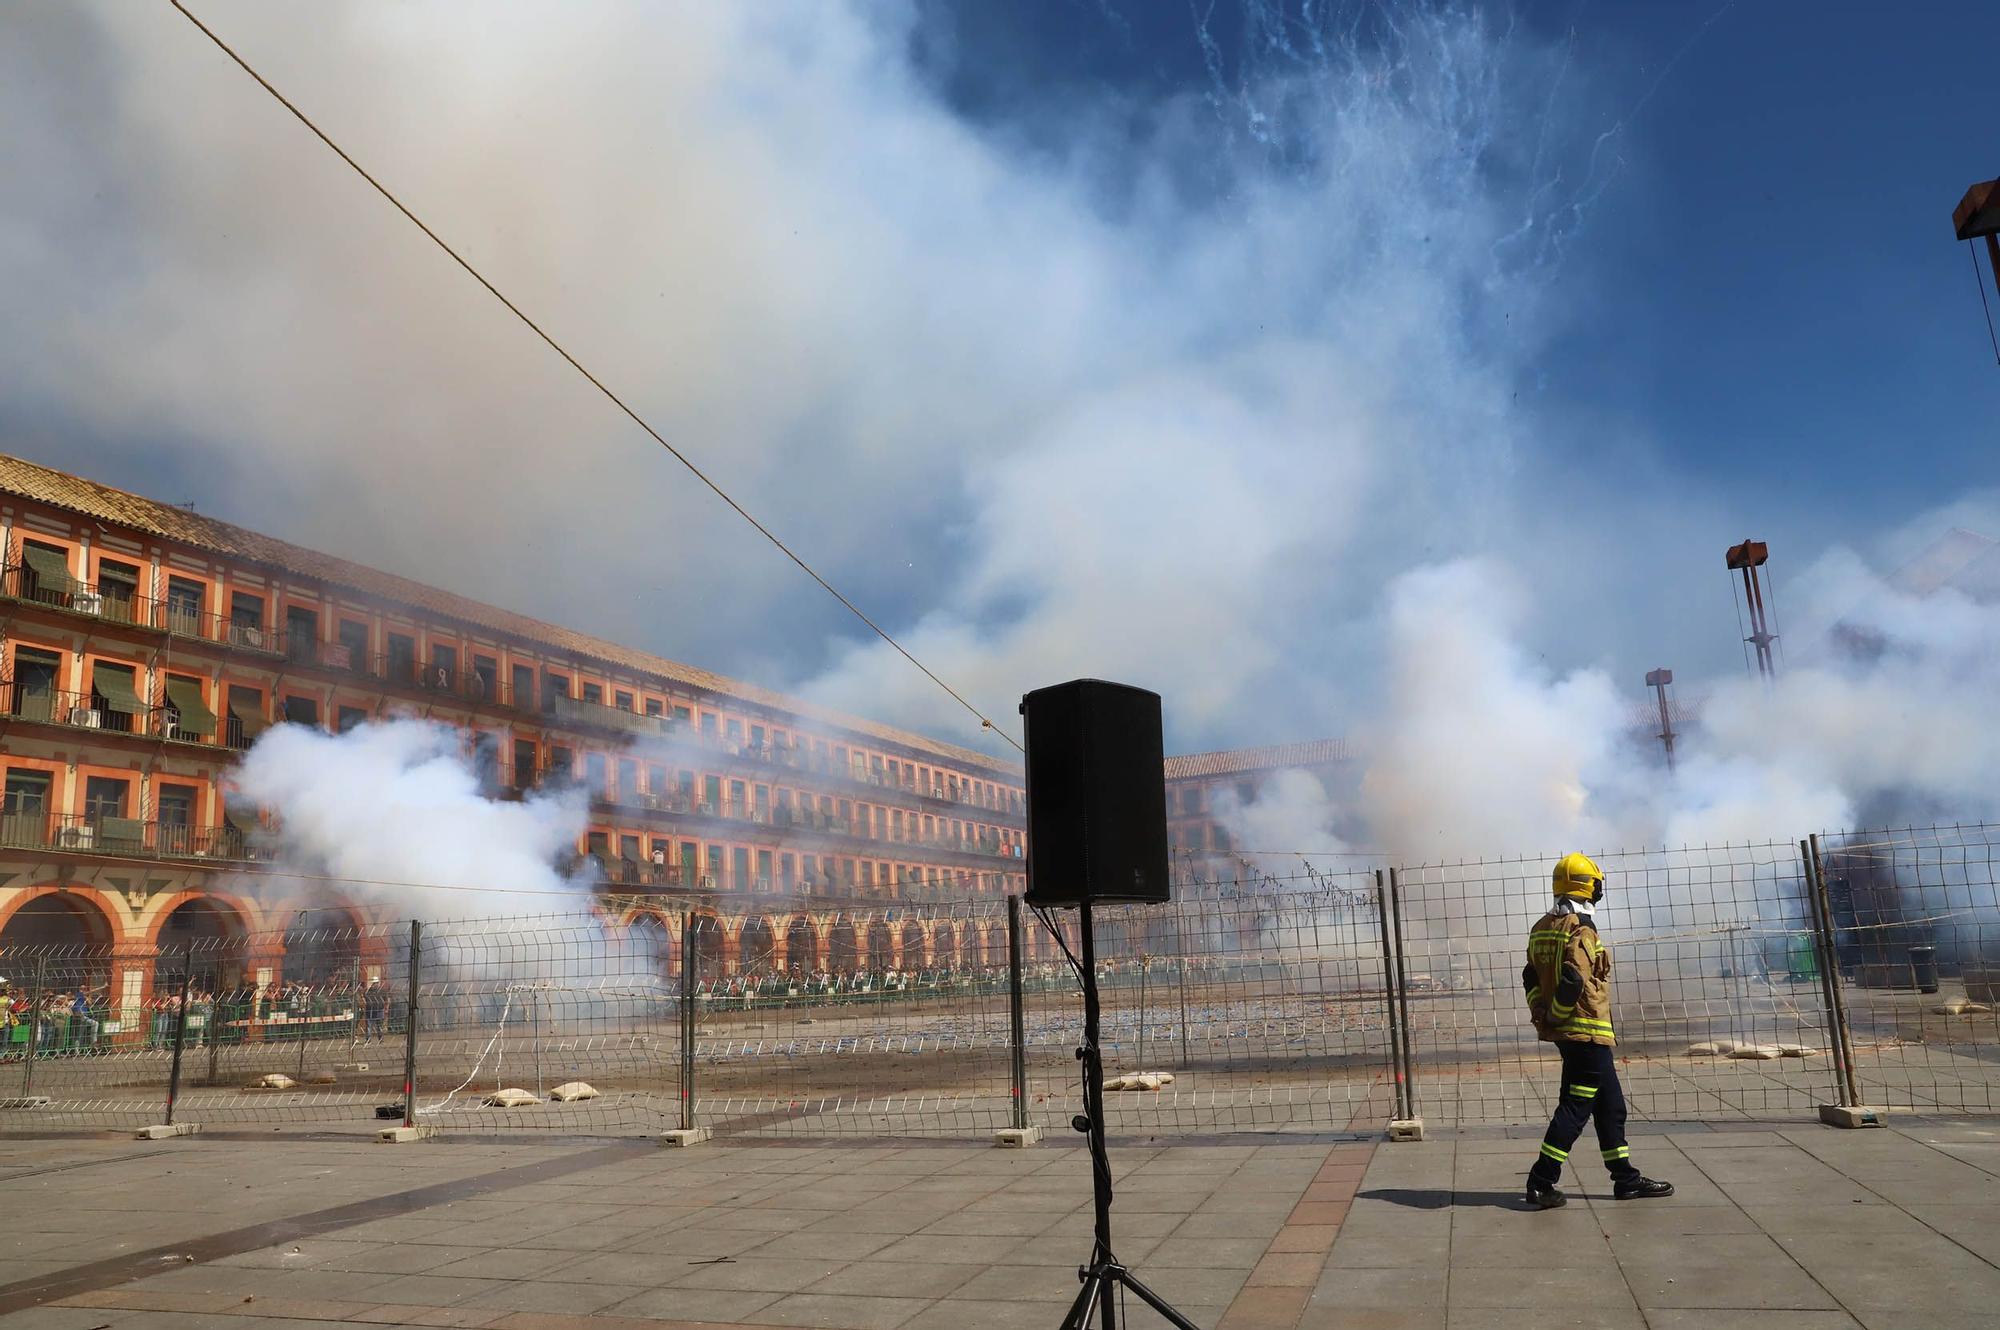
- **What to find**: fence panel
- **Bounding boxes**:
[688,898,1017,1139]
[1394,842,1842,1127]
[1022,870,1401,1136]
[1817,824,2000,1113]
[1,922,416,1131]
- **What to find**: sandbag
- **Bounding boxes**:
[549,1081,599,1102]
[1726,1045,1781,1060]
[249,1073,296,1089]
[483,1087,542,1107]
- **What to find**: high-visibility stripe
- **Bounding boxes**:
[1526,986,1541,1003]
[1550,999,1575,1018]
[1569,1085,1598,1099]
[1563,1017,1615,1033]
[1540,1143,1568,1162]
[1602,1146,1630,1161]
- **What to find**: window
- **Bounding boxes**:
[586,753,607,792]
[513,739,537,788]
[96,558,140,621]
[549,745,573,779]
[1182,824,1206,851]
[617,759,637,801]
[285,606,319,662]
[545,672,570,705]
[230,591,264,628]
[337,705,369,734]
[679,840,697,885]
[511,663,534,708]
[700,712,717,737]
[472,655,497,700]
[725,718,744,746]
[733,848,750,890]
[88,662,142,731]
[156,783,197,851]
[837,799,851,828]
[874,807,886,838]
[1180,788,1202,815]
[1236,781,1255,805]
[615,690,633,711]
[750,724,765,750]
[283,695,319,727]
[703,775,721,811]
[2,769,51,836]
[84,775,131,823]
[729,779,746,814]
[21,540,76,605]
[387,632,416,684]
[429,645,458,691]
[226,685,266,749]
[587,831,609,864]
[582,682,603,705]
[338,619,369,670]
[674,705,692,724]
[472,734,500,790]
[647,764,666,796]
[620,834,641,866]
[1212,824,1231,852]
[644,698,663,717]
[755,785,770,820]
[165,576,205,634]
[780,853,795,887]
[891,810,904,841]
[706,843,724,885]
[162,673,215,741]
[9,647,58,720]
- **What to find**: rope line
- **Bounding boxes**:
[165,0,1023,754]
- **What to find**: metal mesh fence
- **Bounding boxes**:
[1021,874,1400,1137]
[1395,842,1841,1127]
[8,823,2000,1141]
[1817,824,2000,1113]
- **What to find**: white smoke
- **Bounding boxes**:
[230,719,590,920]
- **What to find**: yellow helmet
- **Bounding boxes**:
[1552,852,1604,903]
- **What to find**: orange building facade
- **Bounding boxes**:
[1163,737,1351,878]
[0,456,1028,1010]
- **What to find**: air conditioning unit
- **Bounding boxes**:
[60,824,95,849]
[73,592,103,616]
[230,625,265,648]
[69,709,102,729]
[160,716,179,741]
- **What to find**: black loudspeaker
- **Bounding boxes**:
[1021,679,1170,907]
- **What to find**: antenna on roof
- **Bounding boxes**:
[1953,176,2000,365]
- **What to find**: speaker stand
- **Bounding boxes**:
[1056,901,1201,1330]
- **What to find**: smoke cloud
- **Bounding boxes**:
[6,2,1994,880]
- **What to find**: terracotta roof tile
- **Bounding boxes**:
[1163,738,1350,781]
[0,453,1019,776]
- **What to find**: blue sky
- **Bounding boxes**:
[4,2,1998,761]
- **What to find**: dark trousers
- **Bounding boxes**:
[1529,1039,1637,1184]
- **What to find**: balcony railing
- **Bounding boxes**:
[0,812,262,863]
[0,680,271,751]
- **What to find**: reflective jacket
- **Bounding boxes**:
[1522,909,1615,1046]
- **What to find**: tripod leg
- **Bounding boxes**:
[1110,1269,1203,1330]
[1059,1268,1105,1330]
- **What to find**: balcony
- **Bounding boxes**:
[0,680,268,752]
[0,811,263,863]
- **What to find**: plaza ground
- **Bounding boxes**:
[1,1117,1998,1328]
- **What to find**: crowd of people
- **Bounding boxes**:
[0,972,401,1054]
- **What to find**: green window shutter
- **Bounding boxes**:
[91,664,144,715]
[163,678,217,737]
[22,545,77,593]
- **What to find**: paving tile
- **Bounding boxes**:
[1310,1266,1447,1309]
[946,1265,1091,1303]
[1447,1262,1636,1310]
[1618,1258,1841,1311]
[900,1299,1063,1330]
[1218,1284,1310,1328]
[806,1259,982,1299]
[754,1292,932,1328]
[671,1256,844,1293]
[458,1280,647,1315]
[595,1285,786,1322]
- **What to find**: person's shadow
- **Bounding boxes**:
[1357,1188,1529,1211]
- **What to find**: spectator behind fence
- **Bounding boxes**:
[363,979,390,1040]
[71,985,99,1044]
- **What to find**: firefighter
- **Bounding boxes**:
[1520,852,1673,1209]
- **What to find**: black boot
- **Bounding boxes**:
[1613,1175,1674,1200]
[1525,1177,1567,1209]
